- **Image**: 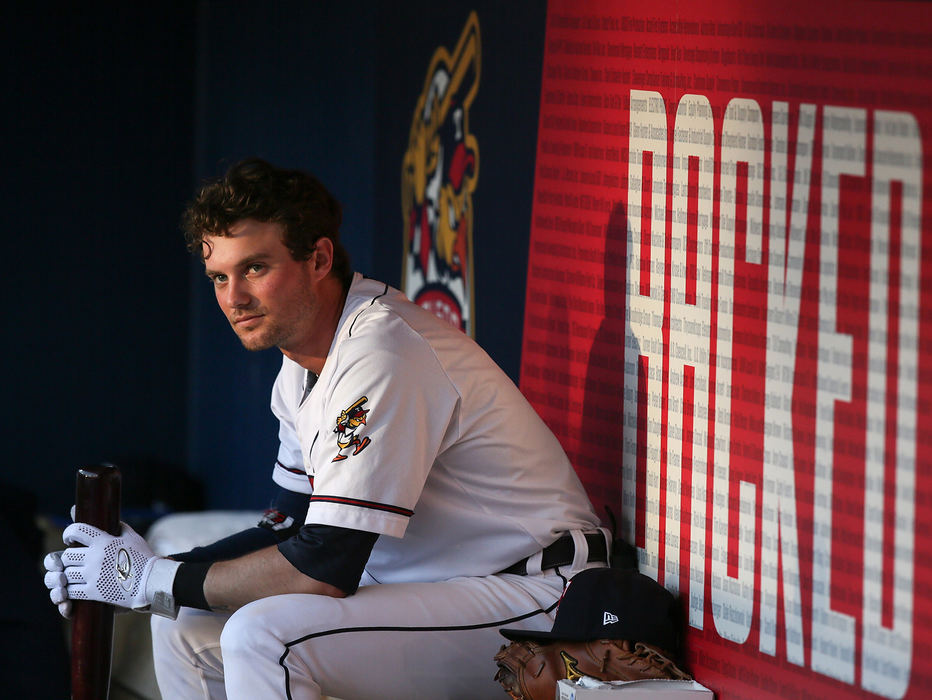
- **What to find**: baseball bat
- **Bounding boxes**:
[71,463,122,700]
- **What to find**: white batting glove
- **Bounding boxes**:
[43,550,72,618]
[45,521,180,618]
[43,505,77,618]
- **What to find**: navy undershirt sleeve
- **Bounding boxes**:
[171,487,309,563]
[277,524,378,595]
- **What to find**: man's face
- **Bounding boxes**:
[203,220,317,353]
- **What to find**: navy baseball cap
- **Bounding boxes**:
[499,567,680,653]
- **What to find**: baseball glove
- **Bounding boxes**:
[493,638,691,700]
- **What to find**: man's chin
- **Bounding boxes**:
[235,330,277,352]
[240,340,274,352]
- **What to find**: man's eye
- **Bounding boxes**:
[247,263,264,274]
[210,274,227,285]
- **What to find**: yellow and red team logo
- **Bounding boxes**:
[401,12,480,336]
[332,396,371,462]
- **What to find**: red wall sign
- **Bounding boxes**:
[520,1,932,697]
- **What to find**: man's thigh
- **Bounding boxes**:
[221,572,566,700]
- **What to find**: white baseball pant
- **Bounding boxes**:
[151,562,605,699]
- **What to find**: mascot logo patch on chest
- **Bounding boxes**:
[332,396,372,462]
[401,11,480,336]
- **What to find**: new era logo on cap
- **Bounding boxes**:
[603,611,619,625]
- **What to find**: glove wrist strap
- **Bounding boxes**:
[144,558,182,619]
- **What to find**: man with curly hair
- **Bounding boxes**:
[45,158,608,699]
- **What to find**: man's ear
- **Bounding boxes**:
[311,237,334,277]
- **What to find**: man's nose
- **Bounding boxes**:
[224,277,252,308]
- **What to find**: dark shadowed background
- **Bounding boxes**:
[3,0,545,516]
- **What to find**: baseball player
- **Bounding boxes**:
[44,158,609,699]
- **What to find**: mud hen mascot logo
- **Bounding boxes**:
[401,12,480,336]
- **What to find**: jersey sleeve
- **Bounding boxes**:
[305,310,461,538]
[271,357,313,494]
[277,524,378,594]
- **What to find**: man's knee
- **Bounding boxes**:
[152,608,226,664]
[219,599,293,663]
[219,595,341,664]
[219,606,261,661]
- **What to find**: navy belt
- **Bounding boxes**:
[500,532,608,575]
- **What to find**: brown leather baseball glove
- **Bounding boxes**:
[493,638,692,700]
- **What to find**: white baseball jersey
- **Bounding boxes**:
[270,273,599,583]
[152,274,609,699]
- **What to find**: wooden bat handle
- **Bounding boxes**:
[71,463,122,700]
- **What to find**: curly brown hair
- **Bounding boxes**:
[182,158,353,289]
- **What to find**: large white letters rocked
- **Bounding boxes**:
[623,89,920,698]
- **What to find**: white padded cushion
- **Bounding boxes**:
[145,511,264,556]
